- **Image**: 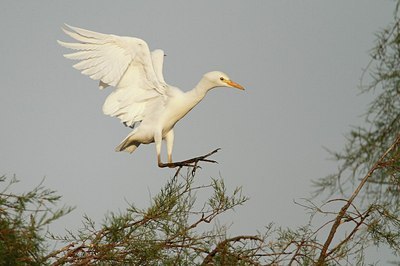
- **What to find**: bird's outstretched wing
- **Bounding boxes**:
[58,24,167,127]
[151,49,166,84]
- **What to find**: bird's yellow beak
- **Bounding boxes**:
[225,80,245,90]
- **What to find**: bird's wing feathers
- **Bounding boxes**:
[151,49,166,84]
[58,25,168,127]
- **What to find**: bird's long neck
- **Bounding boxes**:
[184,77,215,106]
[166,77,215,128]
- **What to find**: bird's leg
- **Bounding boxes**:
[155,131,166,168]
[156,131,177,168]
[157,154,163,167]
[165,129,174,164]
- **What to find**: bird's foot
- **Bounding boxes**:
[158,148,221,175]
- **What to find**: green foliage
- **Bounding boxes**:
[48,173,264,265]
[311,2,400,263]
[313,8,400,200]
[0,175,73,265]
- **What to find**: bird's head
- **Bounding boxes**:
[204,71,245,91]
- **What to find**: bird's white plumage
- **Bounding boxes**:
[59,25,244,167]
[58,24,166,127]
[151,49,166,84]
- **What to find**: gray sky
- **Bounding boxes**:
[0,0,395,262]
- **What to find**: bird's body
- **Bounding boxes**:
[117,78,213,150]
[59,25,244,167]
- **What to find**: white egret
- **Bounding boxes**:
[58,25,244,168]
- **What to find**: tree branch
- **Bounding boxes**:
[201,235,262,265]
[316,134,400,265]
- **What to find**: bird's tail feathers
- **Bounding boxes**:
[115,136,141,153]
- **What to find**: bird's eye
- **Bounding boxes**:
[220,77,224,81]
